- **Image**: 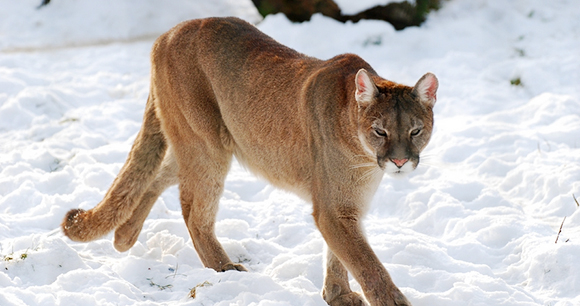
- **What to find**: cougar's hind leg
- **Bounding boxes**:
[114,146,179,252]
[62,96,167,242]
[176,140,246,272]
[155,89,245,272]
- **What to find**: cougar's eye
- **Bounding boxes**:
[410,128,422,137]
[374,128,387,137]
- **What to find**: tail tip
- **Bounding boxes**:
[61,208,87,241]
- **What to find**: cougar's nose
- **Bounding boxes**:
[391,158,408,168]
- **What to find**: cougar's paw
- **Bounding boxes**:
[113,228,139,252]
[327,292,367,306]
[221,262,248,272]
[392,291,412,306]
[61,208,87,240]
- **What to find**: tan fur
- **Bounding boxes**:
[62,17,438,306]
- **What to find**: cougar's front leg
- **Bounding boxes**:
[313,192,411,306]
[323,248,367,306]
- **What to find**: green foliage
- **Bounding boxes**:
[147,278,173,291]
[415,0,442,22]
[510,77,522,86]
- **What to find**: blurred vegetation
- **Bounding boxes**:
[38,0,441,30]
[510,77,522,86]
[251,0,442,30]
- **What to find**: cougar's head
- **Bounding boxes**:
[355,69,438,177]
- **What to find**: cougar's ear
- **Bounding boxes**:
[355,69,378,107]
[413,72,438,107]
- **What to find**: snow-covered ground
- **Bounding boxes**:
[333,0,415,16]
[1,0,579,305]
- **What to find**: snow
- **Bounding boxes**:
[1,0,579,305]
[0,0,261,52]
[333,0,415,16]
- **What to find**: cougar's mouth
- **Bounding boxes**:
[383,158,416,178]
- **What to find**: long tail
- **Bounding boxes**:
[62,95,167,242]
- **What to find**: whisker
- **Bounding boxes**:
[349,154,373,164]
[350,153,370,159]
[350,162,377,170]
[420,154,439,161]
[356,167,381,184]
[417,158,441,169]
[417,163,436,169]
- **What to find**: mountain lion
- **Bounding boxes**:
[62,17,438,306]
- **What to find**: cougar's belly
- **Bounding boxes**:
[229,130,313,203]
